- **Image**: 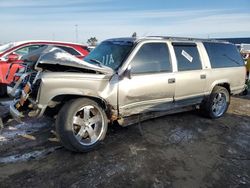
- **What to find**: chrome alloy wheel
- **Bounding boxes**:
[211,93,227,117]
[72,105,105,146]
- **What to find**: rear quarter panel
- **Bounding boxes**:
[199,42,246,95]
[205,67,245,95]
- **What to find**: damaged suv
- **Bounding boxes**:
[8,37,246,152]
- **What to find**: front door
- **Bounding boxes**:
[118,42,175,117]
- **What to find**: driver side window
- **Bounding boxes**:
[130,43,172,74]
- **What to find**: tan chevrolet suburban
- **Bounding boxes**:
[8,36,246,152]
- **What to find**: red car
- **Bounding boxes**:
[0,40,89,95]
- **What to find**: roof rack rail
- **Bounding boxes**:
[142,36,229,43]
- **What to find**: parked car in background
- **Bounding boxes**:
[0,40,89,96]
[8,37,245,152]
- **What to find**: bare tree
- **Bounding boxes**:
[132,32,137,38]
[87,37,98,46]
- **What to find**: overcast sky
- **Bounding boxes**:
[0,0,249,44]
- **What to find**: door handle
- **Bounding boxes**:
[200,74,206,79]
[168,78,175,84]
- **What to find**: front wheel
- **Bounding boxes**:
[56,98,108,152]
[201,86,230,119]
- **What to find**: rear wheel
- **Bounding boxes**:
[56,98,108,152]
[201,86,230,119]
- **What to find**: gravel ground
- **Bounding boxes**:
[0,94,249,188]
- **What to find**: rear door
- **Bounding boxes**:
[172,42,206,105]
[118,41,175,117]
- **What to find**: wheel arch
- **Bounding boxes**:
[43,94,114,119]
[216,83,231,94]
[209,80,231,95]
[52,94,108,109]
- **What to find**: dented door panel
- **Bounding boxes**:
[118,73,175,117]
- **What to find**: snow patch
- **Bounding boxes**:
[0,100,11,106]
[129,145,147,155]
[168,127,196,144]
[0,146,61,163]
[0,120,50,145]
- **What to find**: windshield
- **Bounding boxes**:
[84,40,134,70]
[0,42,15,53]
[27,46,114,75]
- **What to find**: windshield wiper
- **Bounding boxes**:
[89,59,103,67]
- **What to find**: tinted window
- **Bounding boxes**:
[84,41,133,70]
[173,43,202,71]
[14,45,45,56]
[203,42,244,68]
[56,46,80,56]
[131,43,172,74]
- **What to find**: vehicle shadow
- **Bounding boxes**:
[234,90,250,100]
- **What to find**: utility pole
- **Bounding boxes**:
[75,24,78,43]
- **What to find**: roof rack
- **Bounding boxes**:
[138,36,229,43]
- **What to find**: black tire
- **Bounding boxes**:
[56,98,108,152]
[200,86,230,119]
[242,88,248,96]
[0,85,7,97]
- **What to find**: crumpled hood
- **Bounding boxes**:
[22,46,114,75]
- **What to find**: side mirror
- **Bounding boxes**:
[7,53,19,62]
[123,65,132,79]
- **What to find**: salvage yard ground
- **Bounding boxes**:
[0,94,249,188]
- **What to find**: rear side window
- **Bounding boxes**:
[56,46,81,56]
[203,42,244,68]
[131,43,172,74]
[173,43,202,71]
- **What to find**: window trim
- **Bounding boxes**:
[127,41,173,75]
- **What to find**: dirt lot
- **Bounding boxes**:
[0,94,249,188]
